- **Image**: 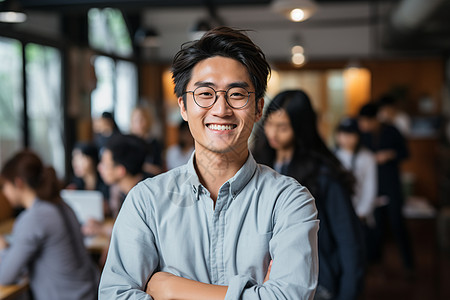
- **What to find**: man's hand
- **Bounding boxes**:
[146,272,175,300]
[264,260,273,283]
[375,150,396,164]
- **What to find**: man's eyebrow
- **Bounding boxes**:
[193,81,214,87]
[227,81,250,89]
[193,81,250,89]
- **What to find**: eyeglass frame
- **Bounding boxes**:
[183,86,255,109]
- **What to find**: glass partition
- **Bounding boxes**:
[25,43,64,178]
[0,37,23,167]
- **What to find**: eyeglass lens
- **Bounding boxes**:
[193,86,249,108]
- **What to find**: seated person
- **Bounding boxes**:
[82,134,147,237]
[93,111,121,154]
[0,150,98,300]
[67,142,110,216]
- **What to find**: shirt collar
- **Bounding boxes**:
[185,150,257,200]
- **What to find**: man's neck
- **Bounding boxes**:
[118,174,143,195]
[194,147,248,203]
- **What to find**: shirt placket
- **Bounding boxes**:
[209,182,230,285]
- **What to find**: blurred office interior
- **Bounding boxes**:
[1,0,450,299]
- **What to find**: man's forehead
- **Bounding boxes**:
[188,56,252,86]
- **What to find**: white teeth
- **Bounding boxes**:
[208,124,234,131]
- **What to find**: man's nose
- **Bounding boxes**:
[210,92,232,116]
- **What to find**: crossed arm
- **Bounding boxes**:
[146,262,272,300]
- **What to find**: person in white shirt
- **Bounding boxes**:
[335,117,378,224]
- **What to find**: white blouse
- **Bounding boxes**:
[335,147,378,219]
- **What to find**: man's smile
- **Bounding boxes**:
[206,123,238,131]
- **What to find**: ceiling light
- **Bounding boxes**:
[0,0,27,23]
[292,52,306,66]
[272,0,317,22]
[291,45,304,54]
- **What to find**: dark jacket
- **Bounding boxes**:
[313,170,365,300]
[283,161,365,300]
[360,123,409,201]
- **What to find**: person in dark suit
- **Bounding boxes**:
[253,89,365,300]
[358,102,414,273]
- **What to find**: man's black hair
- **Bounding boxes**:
[171,26,271,107]
[358,103,379,119]
[105,134,147,176]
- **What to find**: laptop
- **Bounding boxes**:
[60,190,104,225]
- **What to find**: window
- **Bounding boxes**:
[115,60,138,132]
[91,56,115,118]
[0,37,65,177]
[0,37,23,166]
[90,57,138,133]
[88,8,133,57]
[88,7,138,132]
[25,43,64,178]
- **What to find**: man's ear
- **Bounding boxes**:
[255,98,265,122]
[178,97,188,121]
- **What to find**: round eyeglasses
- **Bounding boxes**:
[184,86,254,109]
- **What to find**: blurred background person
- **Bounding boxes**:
[165,120,194,170]
[67,142,111,216]
[93,111,121,153]
[0,150,98,300]
[82,134,147,267]
[129,106,163,176]
[253,89,365,300]
[358,102,414,274]
[377,94,411,137]
[334,117,378,224]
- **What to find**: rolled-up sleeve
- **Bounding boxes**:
[99,184,159,300]
[225,184,319,300]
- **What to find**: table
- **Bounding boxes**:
[0,280,29,300]
[0,219,13,236]
[0,218,113,253]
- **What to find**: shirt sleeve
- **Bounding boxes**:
[225,183,319,300]
[0,214,42,285]
[98,184,159,300]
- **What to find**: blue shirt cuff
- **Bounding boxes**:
[225,275,257,300]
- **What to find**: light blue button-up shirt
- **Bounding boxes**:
[99,152,319,299]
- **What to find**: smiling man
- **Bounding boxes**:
[99,27,319,300]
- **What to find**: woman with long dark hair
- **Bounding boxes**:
[0,150,98,300]
[253,90,365,300]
